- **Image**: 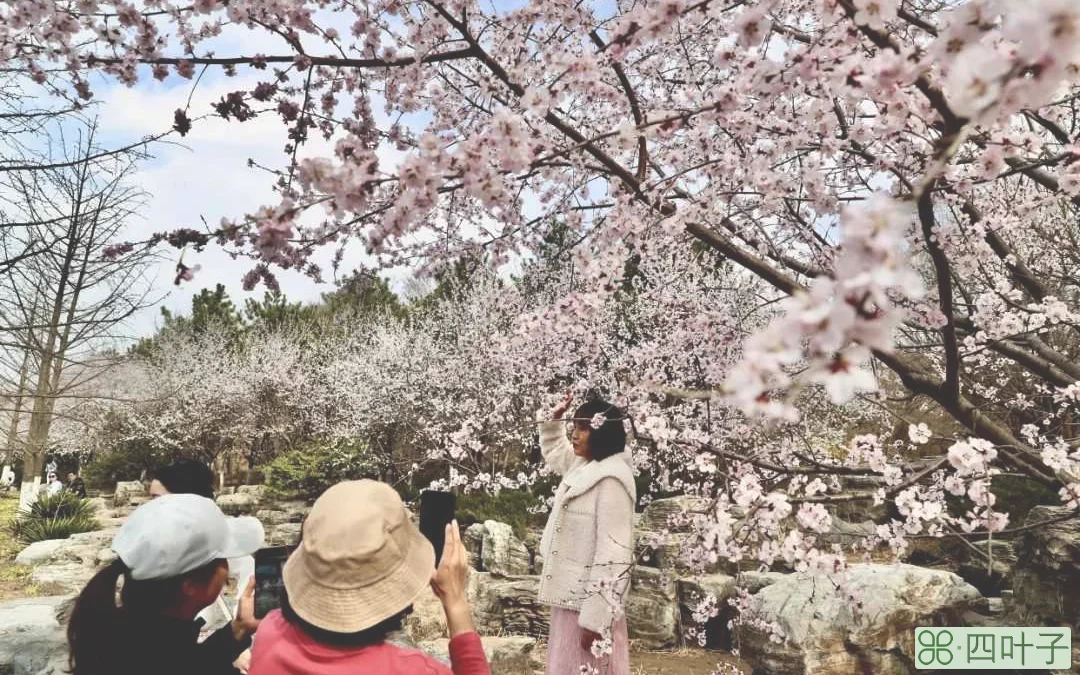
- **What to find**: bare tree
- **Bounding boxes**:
[0,118,156,506]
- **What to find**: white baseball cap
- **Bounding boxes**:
[112,493,265,581]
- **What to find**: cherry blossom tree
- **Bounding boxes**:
[10,0,1080,654]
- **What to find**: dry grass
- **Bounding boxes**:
[0,494,66,601]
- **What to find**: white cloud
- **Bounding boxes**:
[91,70,411,339]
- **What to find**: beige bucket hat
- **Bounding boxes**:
[282,479,436,632]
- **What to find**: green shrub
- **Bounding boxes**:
[266,438,385,501]
[8,491,100,545]
[456,488,547,539]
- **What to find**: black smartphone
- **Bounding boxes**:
[253,545,294,619]
[418,490,456,566]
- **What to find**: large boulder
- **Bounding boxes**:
[419,636,538,675]
[217,492,260,516]
[1013,505,1080,633]
[470,573,550,639]
[639,495,709,533]
[14,530,117,595]
[29,561,96,594]
[111,480,145,508]
[677,573,736,649]
[236,485,268,499]
[737,563,983,675]
[639,531,731,576]
[464,524,485,571]
[265,522,303,547]
[480,521,530,577]
[737,571,788,595]
[0,596,71,675]
[957,539,1016,597]
[625,566,679,650]
[817,519,877,550]
[15,540,69,567]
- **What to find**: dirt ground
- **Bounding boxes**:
[631,649,748,675]
[533,645,750,675]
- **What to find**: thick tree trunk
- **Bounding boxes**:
[18,452,42,510]
[4,347,33,486]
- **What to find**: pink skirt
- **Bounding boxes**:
[545,606,630,675]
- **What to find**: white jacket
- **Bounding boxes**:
[536,421,636,634]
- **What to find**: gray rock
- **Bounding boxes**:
[464,523,485,571]
[677,574,736,648]
[958,539,1016,597]
[0,596,70,675]
[625,566,679,650]
[817,519,877,549]
[1013,505,1080,633]
[266,522,303,547]
[29,562,95,593]
[111,480,145,508]
[737,563,983,675]
[521,528,542,576]
[217,492,259,516]
[236,485,267,499]
[419,636,537,675]
[255,509,289,526]
[85,497,109,514]
[279,501,310,522]
[481,521,530,577]
[15,540,68,567]
[737,571,788,594]
[639,495,709,533]
[470,573,550,639]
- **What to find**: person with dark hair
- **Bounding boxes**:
[536,392,635,675]
[150,459,216,500]
[67,493,265,675]
[150,458,262,672]
[248,479,491,675]
[67,471,87,498]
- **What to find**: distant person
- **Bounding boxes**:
[45,472,64,498]
[66,493,265,675]
[248,480,491,675]
[68,471,87,498]
[536,393,635,675]
[150,459,216,500]
[1,465,15,490]
[45,457,58,479]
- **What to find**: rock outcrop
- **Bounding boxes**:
[737,564,983,675]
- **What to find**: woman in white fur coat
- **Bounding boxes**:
[536,393,635,675]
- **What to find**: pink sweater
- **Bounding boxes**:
[249,610,491,675]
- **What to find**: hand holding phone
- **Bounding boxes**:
[253,546,294,619]
[418,490,456,566]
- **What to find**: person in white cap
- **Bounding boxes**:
[66,493,265,675]
[248,479,491,675]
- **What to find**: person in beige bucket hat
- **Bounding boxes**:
[248,480,491,675]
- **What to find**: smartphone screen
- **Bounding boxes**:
[418,490,455,566]
[254,546,294,619]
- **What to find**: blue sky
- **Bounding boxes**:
[37,0,625,339]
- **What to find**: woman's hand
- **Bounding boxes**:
[551,390,573,421]
[580,629,601,651]
[431,520,475,638]
[232,578,260,641]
